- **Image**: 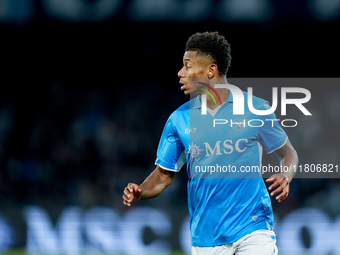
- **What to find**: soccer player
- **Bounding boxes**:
[122,31,298,255]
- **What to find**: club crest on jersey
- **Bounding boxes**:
[231,118,245,131]
[188,142,202,159]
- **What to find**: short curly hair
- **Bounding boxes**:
[185,31,231,75]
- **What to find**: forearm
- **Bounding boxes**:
[278,140,298,182]
[280,150,298,181]
[139,166,174,200]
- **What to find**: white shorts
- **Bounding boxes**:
[192,229,278,255]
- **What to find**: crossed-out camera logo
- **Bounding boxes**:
[196,82,312,128]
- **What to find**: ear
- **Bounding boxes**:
[208,64,218,79]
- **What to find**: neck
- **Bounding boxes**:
[203,77,229,110]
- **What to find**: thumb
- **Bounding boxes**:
[127,183,139,193]
[134,187,142,200]
[133,186,141,194]
[131,184,142,195]
[136,188,142,197]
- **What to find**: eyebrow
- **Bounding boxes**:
[184,58,191,62]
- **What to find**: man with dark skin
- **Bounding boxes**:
[123,31,298,255]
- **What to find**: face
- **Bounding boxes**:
[178,51,213,95]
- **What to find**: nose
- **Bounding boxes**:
[178,66,185,78]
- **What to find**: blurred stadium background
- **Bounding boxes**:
[1,0,340,254]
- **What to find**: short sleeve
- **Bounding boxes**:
[155,114,186,172]
[258,101,288,154]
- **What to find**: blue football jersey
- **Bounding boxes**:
[155,91,287,247]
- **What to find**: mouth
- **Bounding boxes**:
[179,81,186,91]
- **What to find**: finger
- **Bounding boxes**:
[122,193,132,202]
[136,188,142,196]
[277,192,288,202]
[122,199,131,207]
[271,178,289,196]
[122,194,130,206]
[127,183,135,192]
[128,183,141,195]
[270,184,284,197]
[268,179,281,191]
[274,186,289,202]
[124,188,131,197]
[278,196,286,202]
[277,187,289,202]
[132,185,141,195]
[276,178,289,190]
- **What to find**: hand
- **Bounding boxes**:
[266,173,291,203]
[122,183,142,207]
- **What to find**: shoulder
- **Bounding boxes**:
[162,100,191,134]
[168,99,191,120]
[175,99,192,112]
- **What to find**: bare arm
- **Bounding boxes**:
[122,165,175,206]
[266,138,298,202]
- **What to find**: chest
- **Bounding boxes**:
[177,106,261,153]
